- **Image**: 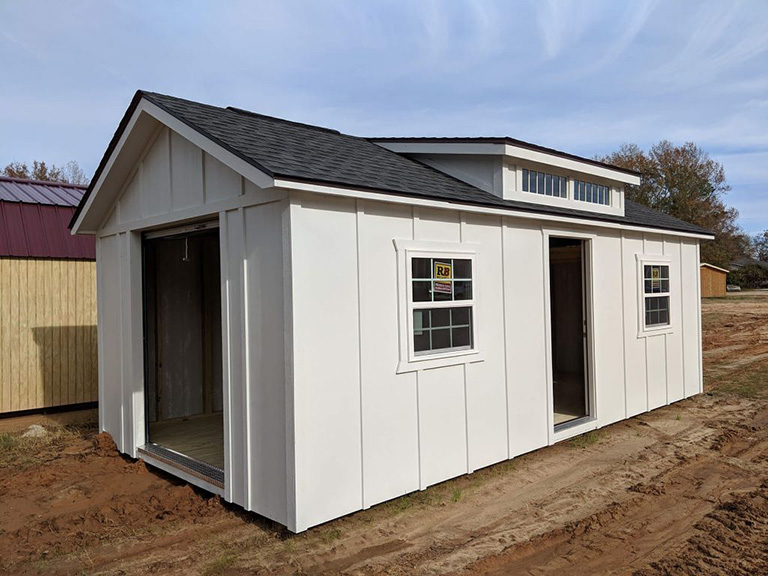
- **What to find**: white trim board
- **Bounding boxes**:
[72,98,274,235]
[276,180,714,241]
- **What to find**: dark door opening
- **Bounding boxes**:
[143,225,223,471]
[549,237,589,427]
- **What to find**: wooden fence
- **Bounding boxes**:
[0,258,97,413]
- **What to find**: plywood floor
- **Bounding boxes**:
[149,412,224,469]
[553,372,587,426]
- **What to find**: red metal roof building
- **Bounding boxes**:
[0,176,95,259]
[0,175,98,415]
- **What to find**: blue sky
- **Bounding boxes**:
[1,0,767,232]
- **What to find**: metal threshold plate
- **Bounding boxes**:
[139,443,224,488]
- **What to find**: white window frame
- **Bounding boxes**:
[394,239,483,373]
[636,254,674,338]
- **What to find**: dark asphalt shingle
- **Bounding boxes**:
[72,91,712,236]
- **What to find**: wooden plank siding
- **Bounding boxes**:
[0,257,97,413]
[700,265,727,298]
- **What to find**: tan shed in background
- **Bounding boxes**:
[700,263,729,298]
[0,258,97,412]
[0,177,97,415]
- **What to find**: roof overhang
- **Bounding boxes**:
[373,140,641,186]
[700,263,730,273]
[70,93,274,235]
[274,177,714,241]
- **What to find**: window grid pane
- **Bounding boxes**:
[411,257,473,303]
[574,180,611,205]
[413,307,474,354]
[524,169,573,199]
[643,265,670,294]
[411,255,475,356]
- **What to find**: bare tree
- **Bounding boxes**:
[599,141,750,268]
[2,160,90,185]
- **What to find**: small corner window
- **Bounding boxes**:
[643,264,670,328]
[411,257,475,355]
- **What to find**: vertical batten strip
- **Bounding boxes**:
[620,233,628,419]
[412,205,425,490]
[459,212,471,473]
[282,198,297,530]
[696,244,703,392]
[500,219,511,459]
[240,207,252,510]
[678,238,688,396]
[354,200,366,508]
[219,211,233,502]
[541,228,554,444]
[663,238,670,405]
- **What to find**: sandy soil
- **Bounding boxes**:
[1,293,767,575]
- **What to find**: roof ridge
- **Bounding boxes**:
[0,175,87,189]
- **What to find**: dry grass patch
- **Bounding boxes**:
[0,424,94,470]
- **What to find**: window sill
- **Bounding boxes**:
[396,350,485,374]
[637,325,674,339]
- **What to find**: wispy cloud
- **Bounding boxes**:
[0,0,766,231]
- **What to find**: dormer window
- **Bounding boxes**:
[574,180,611,206]
[522,169,567,199]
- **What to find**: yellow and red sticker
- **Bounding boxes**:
[433,262,452,294]
[434,262,452,279]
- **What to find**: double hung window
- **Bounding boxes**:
[395,241,481,372]
[643,264,670,327]
[411,257,474,355]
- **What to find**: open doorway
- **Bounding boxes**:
[549,237,590,427]
[142,222,223,475]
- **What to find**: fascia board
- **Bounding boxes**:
[374,142,506,156]
[503,143,641,185]
[72,98,274,235]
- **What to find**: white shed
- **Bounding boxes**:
[71,91,713,532]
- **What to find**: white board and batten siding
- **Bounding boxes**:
[92,121,704,534]
[288,192,703,531]
[95,125,290,526]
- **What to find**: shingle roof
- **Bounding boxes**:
[0,175,86,207]
[72,91,712,236]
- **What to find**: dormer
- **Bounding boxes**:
[372,138,640,218]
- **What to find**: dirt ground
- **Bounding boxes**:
[1,293,767,576]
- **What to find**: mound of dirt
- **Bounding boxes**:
[0,427,232,572]
[93,431,118,457]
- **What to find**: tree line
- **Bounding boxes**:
[2,160,89,185]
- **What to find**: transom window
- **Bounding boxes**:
[574,180,611,205]
[411,257,475,355]
[643,264,670,327]
[522,169,567,199]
